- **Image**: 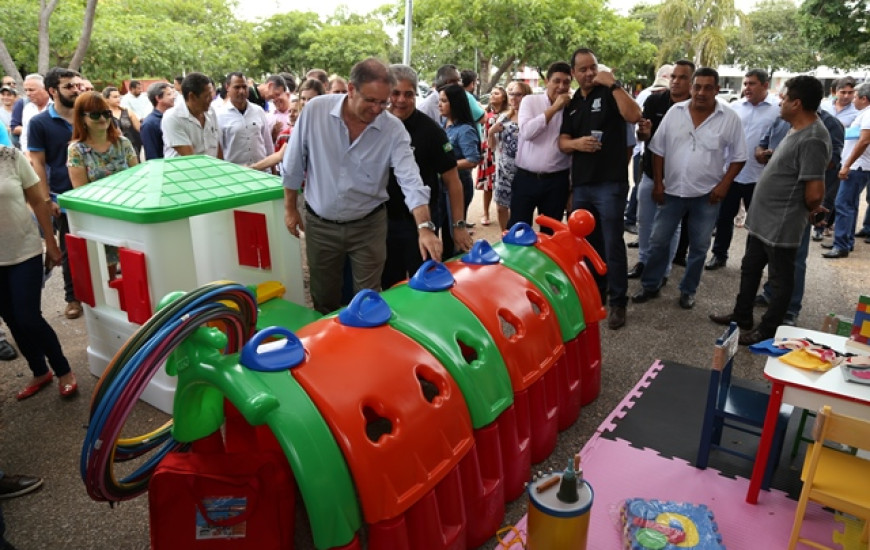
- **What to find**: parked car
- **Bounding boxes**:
[718,89,740,103]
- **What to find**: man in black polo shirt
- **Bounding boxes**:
[382,64,472,288]
[28,67,84,319]
[559,48,642,330]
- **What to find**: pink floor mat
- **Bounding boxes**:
[495,360,845,549]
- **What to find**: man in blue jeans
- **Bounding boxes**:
[632,67,746,310]
[559,48,642,330]
[824,82,870,259]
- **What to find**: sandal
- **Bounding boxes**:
[480,217,491,226]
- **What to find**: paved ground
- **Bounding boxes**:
[1,190,867,549]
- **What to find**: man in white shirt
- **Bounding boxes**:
[825,82,870,258]
[18,74,50,155]
[161,72,220,158]
[821,77,859,128]
[217,72,273,170]
[633,67,746,310]
[706,69,780,270]
[120,80,153,120]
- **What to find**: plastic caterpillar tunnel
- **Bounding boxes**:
[81,212,608,550]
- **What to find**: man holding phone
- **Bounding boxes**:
[709,76,831,345]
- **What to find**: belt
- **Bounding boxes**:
[304,202,385,224]
[517,167,569,179]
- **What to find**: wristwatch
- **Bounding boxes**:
[417,221,437,232]
[452,220,468,229]
[610,80,623,91]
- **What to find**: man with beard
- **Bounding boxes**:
[27,67,84,319]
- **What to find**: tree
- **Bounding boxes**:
[656,0,744,67]
[405,0,655,93]
[724,0,816,73]
[257,11,322,76]
[0,0,98,82]
[799,0,869,68]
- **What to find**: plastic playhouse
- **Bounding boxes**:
[58,156,306,413]
[75,157,609,550]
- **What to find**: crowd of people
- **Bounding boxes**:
[1,52,868,548]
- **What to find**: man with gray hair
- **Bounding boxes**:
[140,82,175,160]
[17,74,50,154]
[282,58,442,313]
[382,64,472,288]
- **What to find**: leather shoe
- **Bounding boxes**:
[738,329,771,346]
[782,312,798,326]
[704,256,726,270]
[672,256,686,267]
[632,287,660,303]
[624,222,638,235]
[856,228,870,238]
[820,241,834,249]
[15,373,53,400]
[865,237,870,244]
[64,300,83,319]
[811,228,823,241]
[679,292,695,309]
[627,240,639,248]
[0,340,17,361]
[822,248,849,259]
[753,294,769,308]
[708,312,753,330]
[627,262,644,279]
[608,306,626,330]
[0,474,44,499]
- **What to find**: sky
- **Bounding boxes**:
[236,0,761,21]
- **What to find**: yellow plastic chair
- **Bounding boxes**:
[788,405,870,549]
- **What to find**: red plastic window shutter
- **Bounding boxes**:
[118,248,152,325]
[234,211,271,269]
[65,234,95,307]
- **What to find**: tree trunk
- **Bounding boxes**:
[38,0,61,74]
[0,39,23,85]
[481,56,515,94]
[69,0,99,71]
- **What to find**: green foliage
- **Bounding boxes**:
[257,11,321,75]
[724,0,816,73]
[799,0,869,69]
[406,0,655,92]
[656,0,743,67]
[303,21,394,77]
[1,0,261,85]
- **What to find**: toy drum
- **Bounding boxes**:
[527,473,593,549]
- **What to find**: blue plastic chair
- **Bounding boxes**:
[695,323,794,489]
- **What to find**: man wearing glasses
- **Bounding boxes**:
[27,67,85,319]
[282,58,441,314]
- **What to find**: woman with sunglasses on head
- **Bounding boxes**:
[67,92,138,279]
[488,81,532,231]
[0,139,76,399]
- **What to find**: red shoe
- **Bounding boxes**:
[59,375,78,397]
[16,374,54,400]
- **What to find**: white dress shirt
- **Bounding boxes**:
[649,99,747,197]
[515,93,571,173]
[161,100,219,158]
[730,94,780,183]
[217,102,274,169]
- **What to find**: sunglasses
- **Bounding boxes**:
[84,110,113,121]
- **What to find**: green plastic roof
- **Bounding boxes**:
[58,156,284,223]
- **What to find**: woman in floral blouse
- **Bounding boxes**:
[67,92,138,279]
